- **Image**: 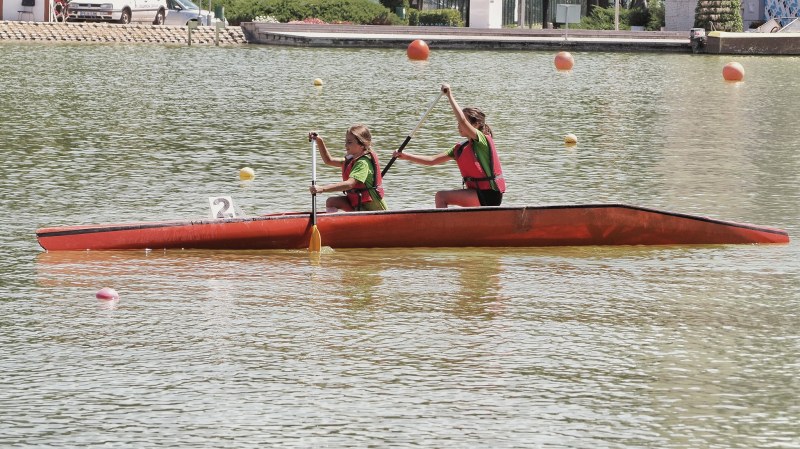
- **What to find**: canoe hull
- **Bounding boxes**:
[35,205,790,251]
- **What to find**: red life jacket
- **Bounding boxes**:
[453,134,506,192]
[341,150,385,209]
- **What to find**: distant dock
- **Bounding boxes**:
[704,30,800,55]
[241,23,692,53]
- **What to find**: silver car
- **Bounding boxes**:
[164,0,221,26]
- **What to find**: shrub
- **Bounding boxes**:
[370,10,406,25]
[572,6,633,30]
[408,8,418,24]
[407,8,463,26]
[378,0,409,12]
[378,0,409,21]
[224,0,402,26]
[628,7,649,26]
[572,4,666,30]
[646,0,664,30]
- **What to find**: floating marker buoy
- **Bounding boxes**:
[239,167,255,180]
[564,133,578,144]
[313,78,323,86]
[722,62,744,81]
[407,39,430,61]
[554,51,574,71]
[96,287,119,301]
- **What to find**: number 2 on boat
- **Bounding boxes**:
[209,196,237,219]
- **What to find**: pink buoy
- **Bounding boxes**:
[722,62,745,81]
[96,287,119,301]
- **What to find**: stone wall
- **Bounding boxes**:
[0,20,247,45]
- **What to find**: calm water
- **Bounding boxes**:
[1,42,799,448]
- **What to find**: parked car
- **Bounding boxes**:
[164,0,222,26]
[67,0,167,24]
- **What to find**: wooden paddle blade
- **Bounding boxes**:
[309,225,322,252]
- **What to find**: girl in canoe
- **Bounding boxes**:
[393,84,505,208]
[309,124,388,213]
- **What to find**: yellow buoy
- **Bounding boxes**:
[313,78,323,86]
[564,133,578,144]
[239,167,255,180]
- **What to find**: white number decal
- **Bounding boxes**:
[209,196,237,219]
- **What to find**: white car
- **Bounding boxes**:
[164,0,221,26]
[67,0,167,24]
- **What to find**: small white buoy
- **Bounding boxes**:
[96,287,119,301]
[239,167,255,180]
[313,78,323,86]
[564,133,578,144]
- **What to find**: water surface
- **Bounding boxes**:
[1,42,799,448]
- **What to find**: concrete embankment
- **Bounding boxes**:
[0,20,246,45]
[2,20,699,53]
[242,23,692,53]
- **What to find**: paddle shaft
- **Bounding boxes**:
[381,91,443,177]
[311,140,317,226]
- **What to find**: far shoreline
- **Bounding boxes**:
[3,21,797,55]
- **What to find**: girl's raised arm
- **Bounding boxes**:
[442,84,478,141]
[309,132,345,167]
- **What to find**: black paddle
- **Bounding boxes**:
[381,91,443,177]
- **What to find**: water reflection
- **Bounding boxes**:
[450,253,505,320]
[36,248,512,319]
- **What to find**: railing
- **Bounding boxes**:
[776,17,800,30]
[51,0,69,22]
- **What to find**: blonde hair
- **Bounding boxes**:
[347,124,372,150]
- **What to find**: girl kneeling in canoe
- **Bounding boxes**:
[309,124,389,212]
[393,84,505,208]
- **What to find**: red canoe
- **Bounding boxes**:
[35,204,790,251]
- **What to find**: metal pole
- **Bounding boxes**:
[614,0,619,31]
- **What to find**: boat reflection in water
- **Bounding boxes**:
[34,248,513,319]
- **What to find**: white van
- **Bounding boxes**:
[67,0,168,24]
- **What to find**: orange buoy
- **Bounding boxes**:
[407,39,430,61]
[554,51,574,71]
[722,62,745,81]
